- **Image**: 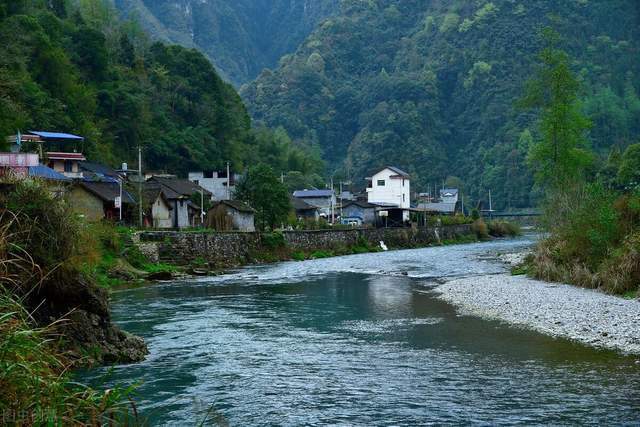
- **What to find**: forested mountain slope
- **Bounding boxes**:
[242,0,640,208]
[0,0,322,177]
[113,0,339,85]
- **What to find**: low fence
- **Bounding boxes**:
[134,224,473,266]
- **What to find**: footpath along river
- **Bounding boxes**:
[82,236,640,425]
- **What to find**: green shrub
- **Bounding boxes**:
[124,245,148,269]
[291,251,306,261]
[262,231,286,249]
[310,250,333,259]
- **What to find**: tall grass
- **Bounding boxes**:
[0,178,140,424]
[0,290,139,425]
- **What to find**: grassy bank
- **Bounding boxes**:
[0,178,144,423]
[529,184,640,297]
[86,225,180,288]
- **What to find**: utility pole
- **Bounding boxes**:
[200,189,205,226]
[461,193,465,216]
[330,177,334,224]
[339,181,343,220]
[226,161,230,200]
[488,189,493,220]
[138,146,143,227]
[118,176,123,221]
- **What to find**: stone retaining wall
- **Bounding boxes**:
[134,224,473,266]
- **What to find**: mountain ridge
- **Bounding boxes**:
[241,0,640,208]
[113,0,339,85]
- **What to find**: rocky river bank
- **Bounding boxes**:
[435,254,640,355]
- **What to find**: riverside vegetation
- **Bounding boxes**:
[520,30,640,298]
[0,178,146,424]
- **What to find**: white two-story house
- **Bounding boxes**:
[366,166,411,222]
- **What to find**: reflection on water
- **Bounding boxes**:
[82,239,640,426]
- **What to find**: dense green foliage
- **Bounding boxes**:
[0,0,322,178]
[114,0,339,85]
[243,0,640,209]
[235,164,291,230]
[523,38,640,296]
[521,29,593,191]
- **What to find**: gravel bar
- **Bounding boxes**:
[435,274,640,355]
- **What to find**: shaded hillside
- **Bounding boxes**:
[0,0,322,177]
[113,0,339,85]
[242,0,640,208]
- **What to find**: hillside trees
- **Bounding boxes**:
[243,0,640,208]
[0,0,322,179]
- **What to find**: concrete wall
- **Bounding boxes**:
[135,224,472,266]
[67,186,104,221]
[152,196,172,228]
[232,211,255,232]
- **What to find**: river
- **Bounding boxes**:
[82,237,640,425]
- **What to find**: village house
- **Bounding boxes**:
[46,152,86,179]
[417,188,461,215]
[146,176,211,228]
[188,169,241,201]
[206,200,256,232]
[341,200,377,226]
[142,187,173,229]
[292,189,336,218]
[366,166,411,224]
[292,197,320,221]
[67,181,135,222]
[0,151,71,197]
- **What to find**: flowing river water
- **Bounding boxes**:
[82,237,640,425]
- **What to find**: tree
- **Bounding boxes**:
[235,164,291,230]
[521,29,592,192]
[617,143,640,187]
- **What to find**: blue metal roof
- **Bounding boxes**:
[293,189,335,198]
[28,131,84,141]
[28,165,71,181]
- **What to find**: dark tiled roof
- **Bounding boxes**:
[148,176,211,199]
[79,161,119,177]
[79,182,136,204]
[342,200,376,209]
[211,200,255,213]
[418,202,457,213]
[386,166,410,178]
[293,189,334,198]
[291,197,318,211]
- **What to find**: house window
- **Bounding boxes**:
[64,160,73,172]
[403,194,406,202]
[402,179,405,186]
[193,180,199,186]
[377,179,385,186]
